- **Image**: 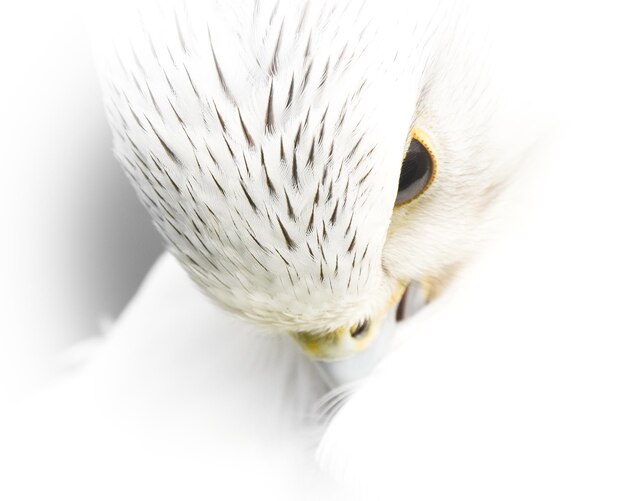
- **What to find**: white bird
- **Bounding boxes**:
[2,1,625,500]
[96,0,513,384]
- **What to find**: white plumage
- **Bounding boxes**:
[1,1,625,500]
[97,0,506,338]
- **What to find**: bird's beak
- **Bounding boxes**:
[291,282,428,387]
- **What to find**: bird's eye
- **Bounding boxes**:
[395,129,436,206]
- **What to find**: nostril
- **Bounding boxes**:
[350,319,369,338]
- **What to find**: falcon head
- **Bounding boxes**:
[99,0,506,383]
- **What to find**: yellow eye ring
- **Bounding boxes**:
[394,128,437,207]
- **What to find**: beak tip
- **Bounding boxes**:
[311,281,428,388]
[313,301,398,387]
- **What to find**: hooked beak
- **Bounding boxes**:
[291,281,428,387]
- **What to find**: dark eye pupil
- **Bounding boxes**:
[395,137,433,205]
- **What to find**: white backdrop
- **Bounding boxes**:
[0,0,162,399]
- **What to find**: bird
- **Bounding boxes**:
[2,1,625,500]
[94,0,511,386]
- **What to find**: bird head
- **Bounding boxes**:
[99,0,505,383]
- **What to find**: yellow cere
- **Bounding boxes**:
[291,282,409,361]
